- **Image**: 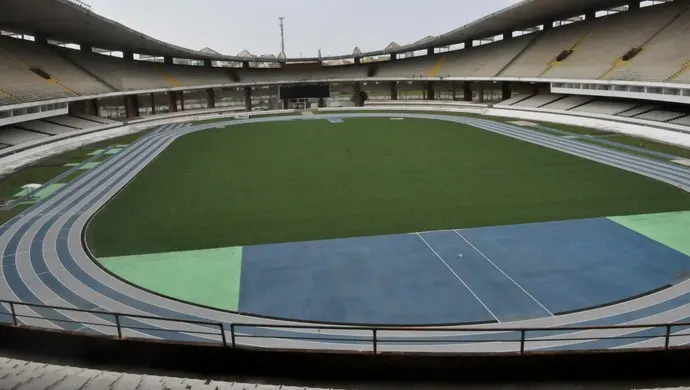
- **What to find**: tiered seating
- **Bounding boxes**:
[501,22,591,77]
[544,3,684,79]
[74,114,119,125]
[0,92,20,105]
[606,3,690,82]
[669,115,690,126]
[0,36,111,96]
[0,128,48,145]
[542,95,594,110]
[617,104,659,117]
[0,45,75,102]
[44,115,99,129]
[496,94,532,106]
[635,109,688,122]
[377,36,534,78]
[512,94,565,108]
[19,120,73,135]
[571,100,640,115]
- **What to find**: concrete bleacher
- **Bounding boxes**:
[571,100,640,115]
[0,36,112,97]
[635,109,688,122]
[0,356,340,390]
[542,95,595,110]
[617,104,659,117]
[543,2,685,80]
[0,128,49,145]
[670,115,690,126]
[44,115,101,129]
[511,94,565,108]
[238,65,366,83]
[605,3,690,82]
[19,120,74,135]
[74,113,119,125]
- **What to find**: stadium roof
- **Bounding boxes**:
[0,0,636,62]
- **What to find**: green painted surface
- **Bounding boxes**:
[609,211,690,257]
[88,148,123,156]
[64,162,101,170]
[13,183,66,201]
[99,246,243,311]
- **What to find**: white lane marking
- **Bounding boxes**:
[415,232,500,323]
[457,253,463,258]
[453,230,554,317]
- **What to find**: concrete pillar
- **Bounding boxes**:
[451,81,457,101]
[427,47,434,56]
[244,86,252,111]
[531,84,540,95]
[206,88,216,109]
[464,40,473,49]
[585,10,596,20]
[628,1,640,9]
[124,94,139,118]
[204,59,213,67]
[123,51,134,60]
[501,82,511,101]
[80,44,91,53]
[463,82,472,101]
[242,61,250,69]
[390,82,398,100]
[283,99,289,110]
[353,82,363,107]
[543,20,553,30]
[477,88,484,103]
[34,34,48,45]
[85,99,98,116]
[390,53,397,60]
[167,91,178,112]
[180,92,185,111]
[164,56,173,65]
[318,97,325,108]
[149,93,156,115]
[354,57,361,65]
[502,31,512,40]
[426,81,435,101]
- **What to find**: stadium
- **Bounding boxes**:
[1,0,690,387]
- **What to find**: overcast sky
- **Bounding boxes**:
[88,0,519,57]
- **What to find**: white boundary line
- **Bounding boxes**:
[453,229,555,317]
[414,232,500,323]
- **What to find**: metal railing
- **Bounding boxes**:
[1,299,688,354]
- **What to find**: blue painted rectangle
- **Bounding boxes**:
[240,234,497,324]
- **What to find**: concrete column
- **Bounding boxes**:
[390,82,398,100]
[244,86,252,111]
[464,40,473,49]
[463,82,472,101]
[543,20,553,30]
[80,44,92,53]
[167,91,178,112]
[149,93,156,115]
[354,57,361,65]
[628,1,640,9]
[353,82,363,107]
[123,51,134,60]
[242,61,250,69]
[85,99,98,116]
[502,31,512,40]
[283,99,289,110]
[390,53,397,60]
[164,56,173,65]
[531,84,540,95]
[477,88,484,103]
[180,92,185,111]
[451,81,457,101]
[204,59,213,67]
[206,88,216,109]
[427,47,434,56]
[426,81,435,101]
[585,10,596,20]
[124,94,139,118]
[318,97,325,108]
[501,82,511,101]
[34,34,48,45]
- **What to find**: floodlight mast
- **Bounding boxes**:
[279,17,286,56]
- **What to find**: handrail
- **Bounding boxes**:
[1,298,688,354]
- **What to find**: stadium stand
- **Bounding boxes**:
[670,115,690,126]
[0,36,112,98]
[570,100,641,115]
[635,109,688,122]
[541,95,595,110]
[617,104,660,117]
[511,94,565,108]
[496,94,534,106]
[73,114,119,125]
[605,3,690,81]
[238,65,367,82]
[544,1,687,80]
[0,128,49,145]
[18,119,75,135]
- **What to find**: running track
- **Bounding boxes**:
[1,113,690,353]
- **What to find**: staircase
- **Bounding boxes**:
[50,47,119,91]
[666,60,690,81]
[539,32,591,77]
[496,33,541,76]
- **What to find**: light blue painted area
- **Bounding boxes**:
[327,117,344,123]
[239,216,690,325]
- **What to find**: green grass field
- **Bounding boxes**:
[85,117,690,257]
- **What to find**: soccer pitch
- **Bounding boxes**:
[85,117,690,257]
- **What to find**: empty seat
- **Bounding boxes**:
[0,127,49,145]
[512,94,565,108]
[571,100,640,115]
[636,110,687,122]
[617,105,659,117]
[542,95,595,110]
